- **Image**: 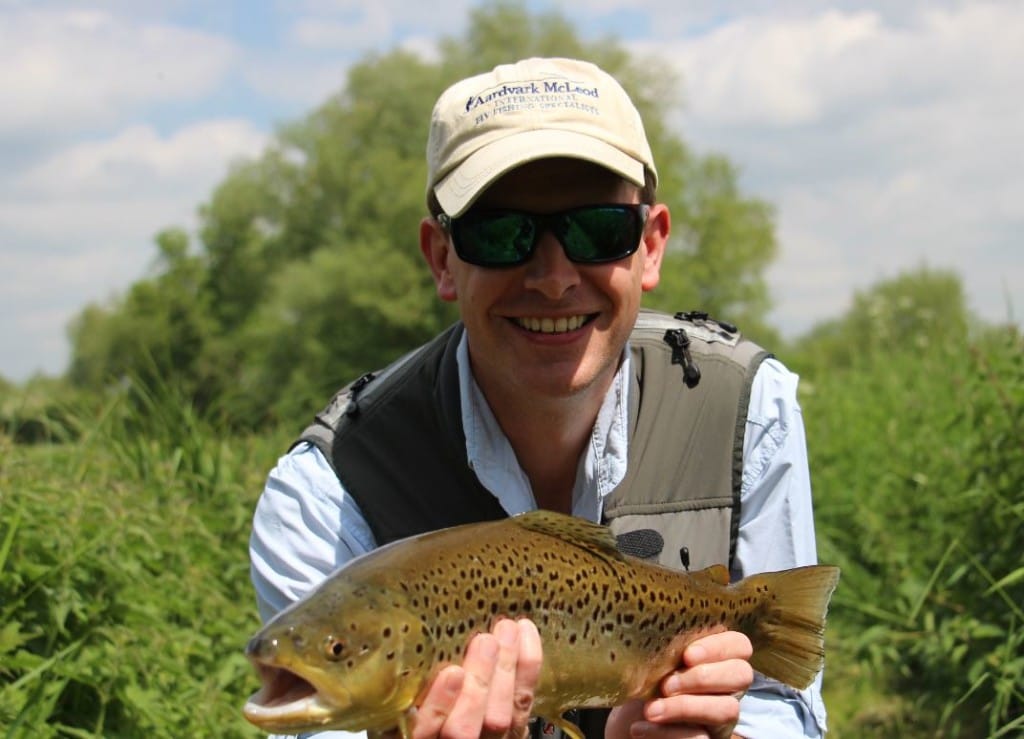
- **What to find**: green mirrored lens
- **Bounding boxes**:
[557,206,641,262]
[447,205,646,267]
[456,213,535,265]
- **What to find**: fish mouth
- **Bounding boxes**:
[243,664,345,731]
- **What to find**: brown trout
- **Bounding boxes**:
[243,511,839,738]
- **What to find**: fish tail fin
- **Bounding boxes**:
[740,565,840,690]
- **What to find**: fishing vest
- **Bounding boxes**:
[297,309,770,573]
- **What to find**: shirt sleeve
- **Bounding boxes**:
[732,357,828,738]
[248,441,377,739]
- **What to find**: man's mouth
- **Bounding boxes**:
[513,314,594,334]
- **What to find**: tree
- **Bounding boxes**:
[67,228,213,398]
[66,2,780,428]
[789,265,971,374]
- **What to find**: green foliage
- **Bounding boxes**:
[229,237,446,423]
[0,376,85,444]
[646,154,778,345]
[67,228,216,404]
[0,375,283,737]
[797,269,1024,737]
[64,2,778,429]
[792,265,969,373]
[3,265,1022,736]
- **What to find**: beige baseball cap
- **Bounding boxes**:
[426,57,658,217]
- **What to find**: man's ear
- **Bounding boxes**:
[420,217,458,302]
[640,203,670,292]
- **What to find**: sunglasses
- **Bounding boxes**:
[437,204,650,268]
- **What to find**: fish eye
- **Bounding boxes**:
[324,636,346,661]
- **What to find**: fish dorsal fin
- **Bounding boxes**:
[510,511,625,560]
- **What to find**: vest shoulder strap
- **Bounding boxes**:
[297,323,506,545]
[604,309,770,571]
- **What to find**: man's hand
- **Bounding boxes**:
[605,630,754,739]
[410,619,543,739]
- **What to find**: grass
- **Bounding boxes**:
[1,322,1021,736]
[800,323,1024,737]
[0,383,290,738]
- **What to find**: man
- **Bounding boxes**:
[250,57,826,738]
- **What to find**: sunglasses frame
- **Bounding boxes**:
[437,203,651,268]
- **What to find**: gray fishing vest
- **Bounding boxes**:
[297,309,770,573]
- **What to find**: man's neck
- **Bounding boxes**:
[479,378,613,515]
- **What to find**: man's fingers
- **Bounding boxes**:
[411,667,466,739]
[441,633,501,739]
[655,630,752,698]
[482,619,542,738]
[481,620,521,737]
[644,692,743,730]
[629,630,753,738]
[510,619,542,724]
[410,620,545,739]
[660,658,753,697]
[682,631,752,669]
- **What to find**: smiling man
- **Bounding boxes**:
[250,57,826,739]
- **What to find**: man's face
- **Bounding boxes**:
[421,158,669,405]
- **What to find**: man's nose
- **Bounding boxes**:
[522,231,581,298]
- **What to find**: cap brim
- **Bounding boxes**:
[433,129,646,217]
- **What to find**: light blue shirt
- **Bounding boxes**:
[250,334,827,738]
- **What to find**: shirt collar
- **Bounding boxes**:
[456,330,631,520]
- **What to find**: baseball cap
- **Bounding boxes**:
[426,57,658,217]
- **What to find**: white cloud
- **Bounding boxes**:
[672,9,881,126]
[0,8,238,135]
[1,0,1021,381]
[666,3,1024,133]
[241,55,352,107]
[14,119,266,199]
[0,118,269,380]
[639,2,1024,335]
[288,7,393,50]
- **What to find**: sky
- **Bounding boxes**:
[1,0,1021,382]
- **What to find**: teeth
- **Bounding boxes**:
[516,315,587,334]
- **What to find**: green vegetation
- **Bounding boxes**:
[790,271,1023,737]
[2,4,1021,737]
[60,3,780,429]
[3,271,1020,737]
[0,378,289,737]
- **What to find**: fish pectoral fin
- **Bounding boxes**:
[366,708,413,739]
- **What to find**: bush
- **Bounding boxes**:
[0,376,289,737]
[801,323,1023,737]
